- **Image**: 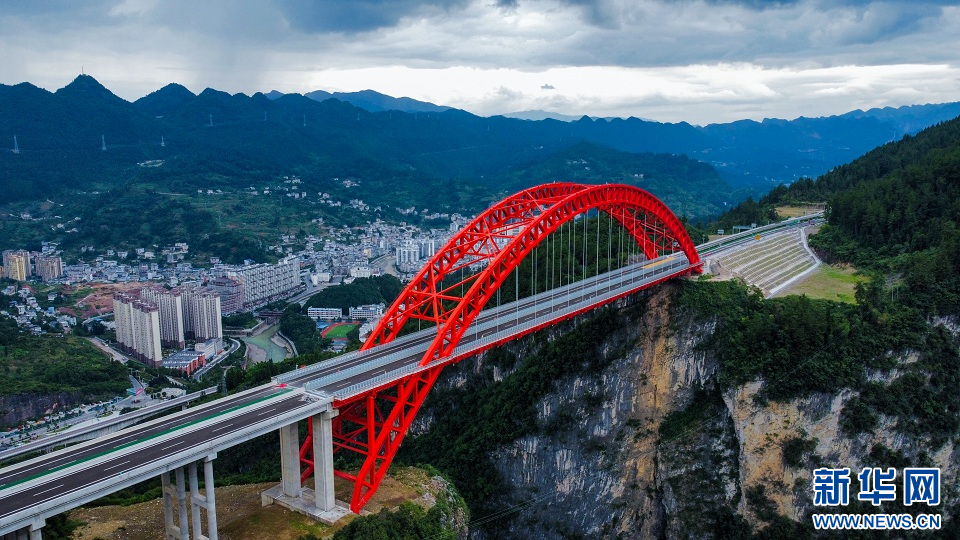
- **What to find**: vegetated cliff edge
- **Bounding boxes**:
[400,279,960,539]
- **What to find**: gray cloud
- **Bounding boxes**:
[277,0,469,33]
[815,2,943,46]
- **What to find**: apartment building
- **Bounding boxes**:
[113,291,163,366]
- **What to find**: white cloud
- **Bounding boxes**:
[288,63,960,123]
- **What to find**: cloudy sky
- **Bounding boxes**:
[2,0,959,124]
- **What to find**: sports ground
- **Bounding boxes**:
[321,322,359,338]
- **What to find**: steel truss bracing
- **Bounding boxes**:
[300,182,701,512]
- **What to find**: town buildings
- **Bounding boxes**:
[349,303,385,320]
[140,288,185,348]
[209,276,243,314]
[219,256,301,312]
[307,307,342,321]
[2,250,64,282]
[182,287,223,342]
[115,286,223,366]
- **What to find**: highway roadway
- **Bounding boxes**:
[0,386,328,534]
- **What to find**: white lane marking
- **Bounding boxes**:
[32,483,65,497]
[102,460,131,472]
[2,395,303,502]
[211,424,234,432]
[161,440,187,451]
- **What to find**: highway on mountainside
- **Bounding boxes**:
[0,213,821,533]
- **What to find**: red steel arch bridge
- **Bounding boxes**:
[299,182,702,512]
[3,181,733,538]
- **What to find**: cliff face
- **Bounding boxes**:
[0,392,82,430]
[410,282,960,539]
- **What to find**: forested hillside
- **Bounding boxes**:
[0,315,129,428]
[716,115,960,313]
[0,76,752,255]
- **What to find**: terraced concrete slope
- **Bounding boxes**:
[711,228,820,297]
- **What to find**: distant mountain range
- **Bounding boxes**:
[266,88,450,114]
[2,75,959,211]
[503,111,656,123]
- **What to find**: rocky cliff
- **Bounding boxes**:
[0,391,83,431]
[405,280,960,539]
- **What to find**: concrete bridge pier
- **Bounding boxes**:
[162,455,219,540]
[262,409,349,524]
[0,519,43,540]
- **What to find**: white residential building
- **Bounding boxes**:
[349,303,385,321]
[227,255,300,310]
[183,287,223,342]
[307,307,342,321]
[140,288,185,348]
[114,291,163,366]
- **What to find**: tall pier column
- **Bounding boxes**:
[162,455,219,540]
[261,408,348,524]
[279,422,302,497]
[175,467,189,540]
[189,464,202,539]
[203,455,219,539]
[161,470,187,540]
[312,409,338,512]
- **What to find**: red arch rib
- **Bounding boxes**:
[328,182,700,512]
[362,182,698,353]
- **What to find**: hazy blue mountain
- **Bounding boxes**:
[327,89,450,114]
[504,111,656,122]
[134,83,196,118]
[303,89,333,102]
[838,102,960,134]
[503,110,586,122]
[270,88,450,114]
